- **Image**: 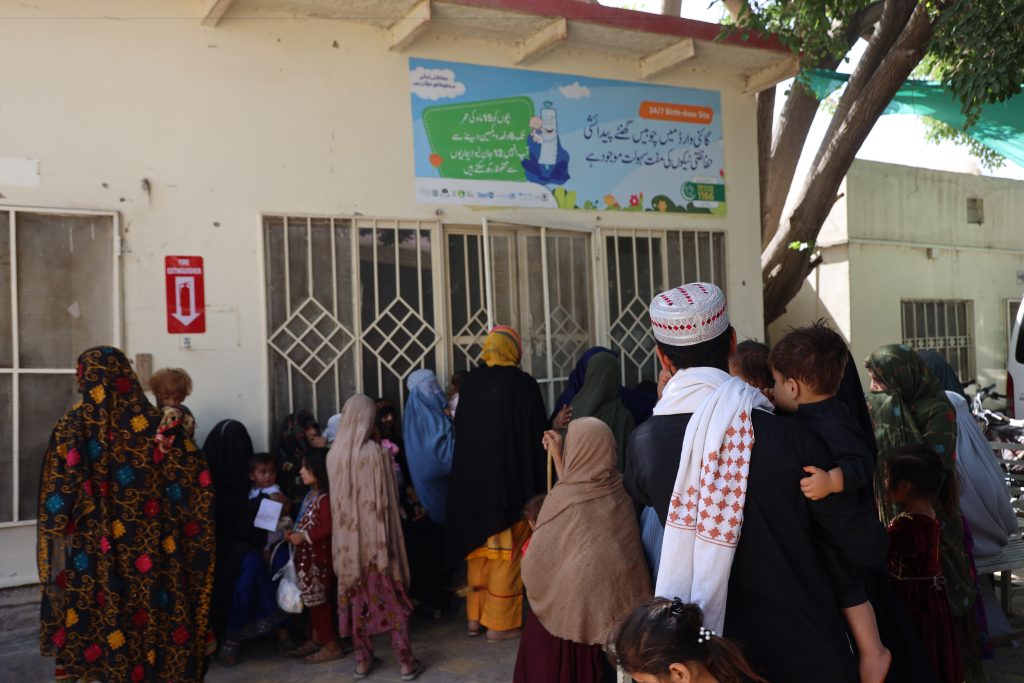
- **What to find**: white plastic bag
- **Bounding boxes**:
[272,543,304,614]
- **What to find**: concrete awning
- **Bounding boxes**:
[200,0,797,92]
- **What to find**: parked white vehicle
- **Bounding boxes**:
[1010,297,1024,418]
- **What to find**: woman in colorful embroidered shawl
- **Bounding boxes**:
[568,353,635,472]
[444,326,547,640]
[204,420,284,664]
[328,394,422,678]
[865,344,984,679]
[38,347,215,683]
[515,418,651,682]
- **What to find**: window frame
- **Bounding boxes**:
[0,206,122,527]
[900,298,976,382]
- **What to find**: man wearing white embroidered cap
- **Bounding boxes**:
[625,282,869,683]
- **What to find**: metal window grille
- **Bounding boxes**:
[445,224,725,398]
[444,224,593,408]
[900,299,975,381]
[263,216,443,438]
[266,217,727,430]
[0,207,120,525]
[605,228,727,386]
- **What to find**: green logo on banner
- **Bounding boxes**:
[421,96,534,181]
[681,181,726,203]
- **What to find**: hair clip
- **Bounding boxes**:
[697,626,715,644]
[670,597,685,616]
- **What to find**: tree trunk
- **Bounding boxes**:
[761,2,936,324]
[759,1,885,249]
[660,0,681,16]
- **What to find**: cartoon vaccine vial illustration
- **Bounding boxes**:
[522,101,570,186]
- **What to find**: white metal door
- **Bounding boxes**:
[0,207,121,585]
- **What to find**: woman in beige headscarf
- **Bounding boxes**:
[514,417,652,682]
[328,394,423,680]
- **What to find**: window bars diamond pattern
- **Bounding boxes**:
[605,229,726,386]
[263,216,441,437]
[362,298,437,380]
[609,296,657,370]
[268,298,354,383]
[265,219,727,438]
[535,304,588,374]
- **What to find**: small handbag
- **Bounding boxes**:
[271,542,304,614]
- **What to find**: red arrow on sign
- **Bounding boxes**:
[165,256,206,334]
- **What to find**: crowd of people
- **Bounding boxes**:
[35,281,1019,683]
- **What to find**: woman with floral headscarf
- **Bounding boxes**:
[866,344,984,680]
[37,347,215,682]
[444,326,548,641]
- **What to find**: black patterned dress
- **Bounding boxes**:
[37,347,216,682]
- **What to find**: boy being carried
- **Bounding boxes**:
[769,321,891,683]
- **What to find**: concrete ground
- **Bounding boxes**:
[4,584,1024,682]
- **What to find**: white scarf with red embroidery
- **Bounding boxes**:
[653,367,773,633]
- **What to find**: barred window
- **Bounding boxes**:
[901,299,975,382]
[0,208,119,524]
[265,216,726,432]
[263,216,442,439]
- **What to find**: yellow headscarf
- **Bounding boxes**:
[481,325,522,367]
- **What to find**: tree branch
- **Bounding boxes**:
[761,2,936,324]
[759,0,888,250]
[820,0,916,147]
[722,0,747,23]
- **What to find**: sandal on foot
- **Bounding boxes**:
[467,620,482,637]
[401,660,425,681]
[353,656,382,679]
[286,641,321,658]
[305,646,346,664]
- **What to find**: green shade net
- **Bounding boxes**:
[804,69,1024,168]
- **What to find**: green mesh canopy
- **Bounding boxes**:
[804,69,1024,168]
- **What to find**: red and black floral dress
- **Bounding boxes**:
[887,512,964,683]
[294,491,332,607]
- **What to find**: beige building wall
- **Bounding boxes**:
[773,160,1024,389]
[0,2,768,585]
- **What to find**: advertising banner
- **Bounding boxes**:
[410,58,725,214]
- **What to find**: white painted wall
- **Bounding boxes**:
[0,2,765,585]
[772,160,1024,389]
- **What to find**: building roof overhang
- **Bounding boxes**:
[200,0,797,92]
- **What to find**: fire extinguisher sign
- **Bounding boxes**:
[165,256,206,334]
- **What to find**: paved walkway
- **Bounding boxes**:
[5,584,1024,681]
